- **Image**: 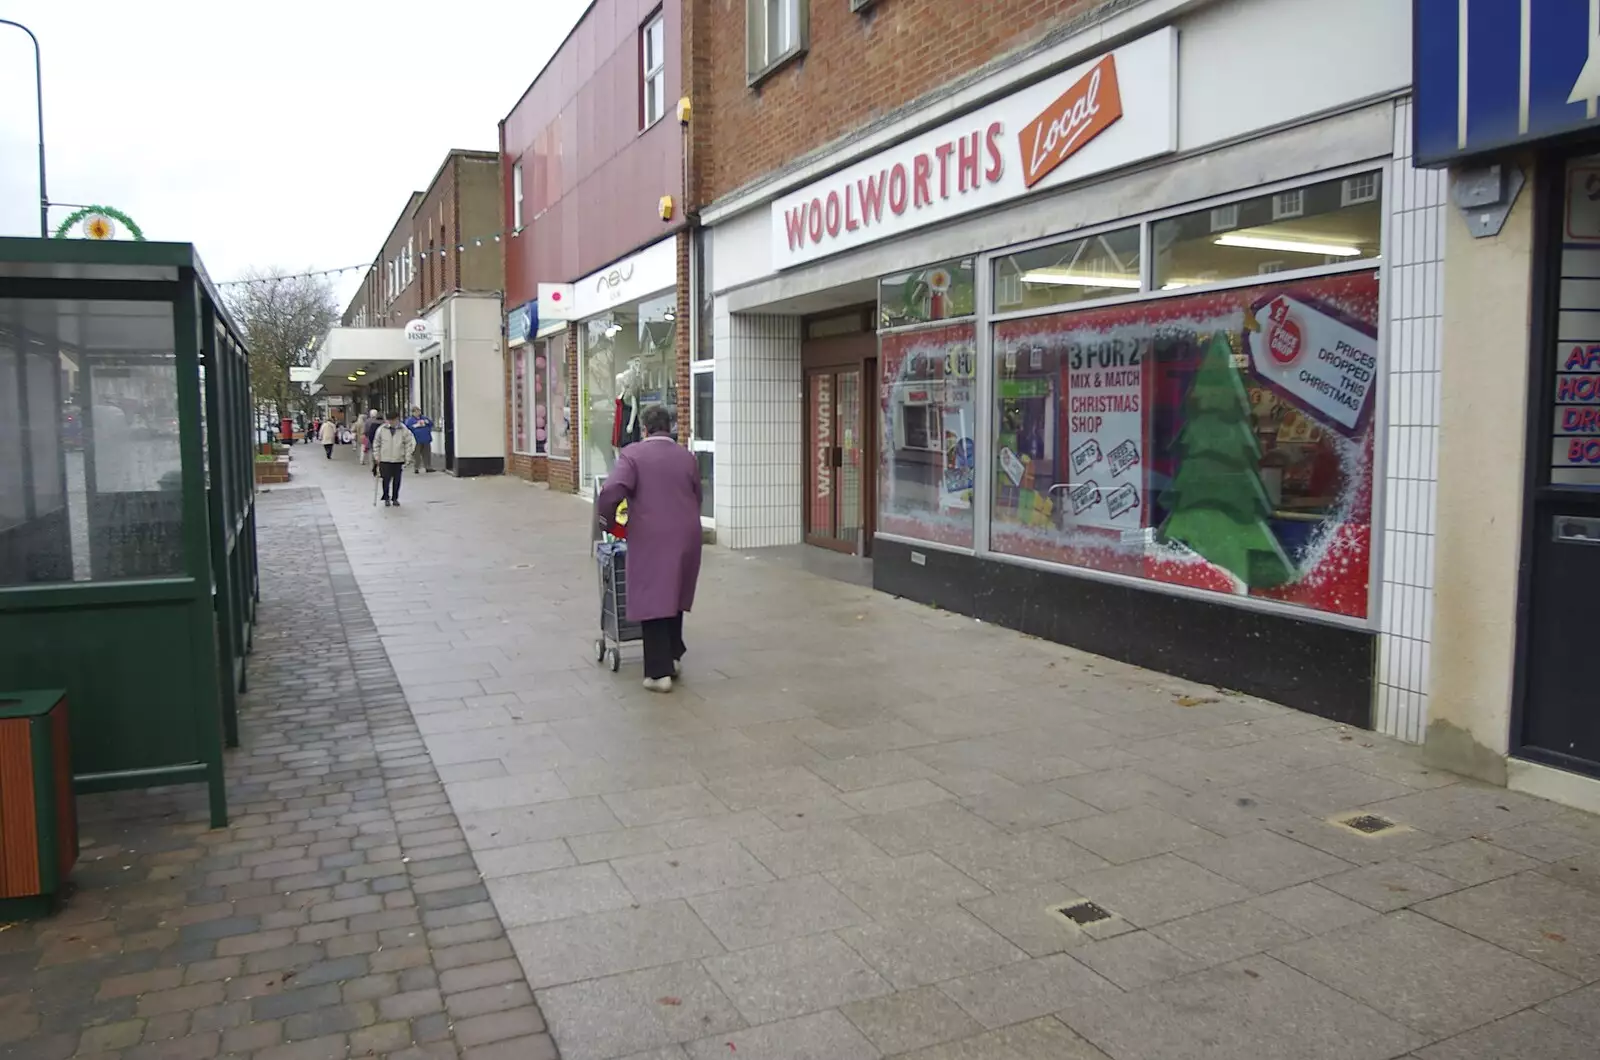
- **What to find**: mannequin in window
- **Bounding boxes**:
[613,357,646,448]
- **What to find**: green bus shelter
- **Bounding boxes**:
[0,239,257,827]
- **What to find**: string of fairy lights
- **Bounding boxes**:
[215,224,528,288]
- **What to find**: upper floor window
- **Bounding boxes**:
[747,0,807,85]
[512,160,524,230]
[642,11,666,128]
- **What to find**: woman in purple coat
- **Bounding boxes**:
[596,405,703,692]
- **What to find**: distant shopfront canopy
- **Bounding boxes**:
[507,302,533,346]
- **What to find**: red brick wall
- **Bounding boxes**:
[547,325,582,494]
[694,0,1116,204]
[675,229,692,445]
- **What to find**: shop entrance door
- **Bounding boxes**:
[805,366,871,553]
[1518,153,1600,779]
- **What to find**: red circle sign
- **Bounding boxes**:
[1268,314,1303,366]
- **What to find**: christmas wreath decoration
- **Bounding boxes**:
[53,204,146,241]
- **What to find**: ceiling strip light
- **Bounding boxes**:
[1021,271,1141,289]
[1213,234,1363,257]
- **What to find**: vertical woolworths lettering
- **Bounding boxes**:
[1158,332,1295,589]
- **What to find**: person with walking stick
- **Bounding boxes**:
[372,410,417,507]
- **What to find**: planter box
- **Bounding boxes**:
[254,457,291,485]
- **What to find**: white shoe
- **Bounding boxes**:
[673,660,682,677]
[643,677,674,693]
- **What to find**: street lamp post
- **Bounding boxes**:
[0,19,48,237]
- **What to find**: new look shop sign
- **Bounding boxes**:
[769,28,1176,270]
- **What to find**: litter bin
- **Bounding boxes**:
[0,689,78,918]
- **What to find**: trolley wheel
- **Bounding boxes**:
[608,648,621,673]
[595,638,606,663]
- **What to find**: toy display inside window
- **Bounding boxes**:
[878,322,976,548]
[879,258,977,329]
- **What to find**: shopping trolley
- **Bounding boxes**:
[592,503,641,672]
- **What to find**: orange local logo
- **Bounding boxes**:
[1019,55,1123,189]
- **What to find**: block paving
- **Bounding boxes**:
[0,484,553,1059]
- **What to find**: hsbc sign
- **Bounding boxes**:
[769,28,1176,270]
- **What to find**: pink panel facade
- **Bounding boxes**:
[501,0,685,310]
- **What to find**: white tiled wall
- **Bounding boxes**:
[714,306,804,548]
[1377,98,1444,744]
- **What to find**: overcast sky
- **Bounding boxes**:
[0,0,588,310]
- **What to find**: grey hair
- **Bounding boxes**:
[640,404,673,436]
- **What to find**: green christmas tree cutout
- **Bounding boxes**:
[1157,331,1296,589]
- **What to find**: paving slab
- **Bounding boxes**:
[1068,853,1253,927]
[1178,829,1355,893]
[1062,956,1426,1060]
[684,1010,879,1060]
[839,986,984,1055]
[536,961,744,1060]
[1415,870,1600,980]
[836,908,1027,989]
[1414,1009,1600,1060]
[1270,910,1578,1038]
[899,1017,1114,1060]
[701,933,892,1024]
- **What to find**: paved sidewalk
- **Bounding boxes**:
[290,450,1600,1060]
[0,479,554,1060]
[5,440,1599,1060]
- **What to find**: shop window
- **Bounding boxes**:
[1155,172,1382,290]
[696,450,714,520]
[879,258,975,329]
[531,340,549,454]
[511,347,530,454]
[747,0,808,84]
[693,369,713,443]
[879,321,977,549]
[989,270,1380,620]
[991,227,1140,313]
[547,335,572,461]
[642,10,667,129]
[579,293,678,490]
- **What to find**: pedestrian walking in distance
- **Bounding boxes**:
[595,404,702,693]
[318,417,337,459]
[360,408,380,466]
[405,405,436,472]
[373,410,417,507]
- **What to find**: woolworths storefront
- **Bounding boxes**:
[703,0,1444,737]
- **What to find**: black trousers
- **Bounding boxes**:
[641,613,685,680]
[379,462,404,500]
[324,444,334,459]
